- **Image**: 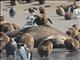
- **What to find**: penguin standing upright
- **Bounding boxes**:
[18,43,32,60]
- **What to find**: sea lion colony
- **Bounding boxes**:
[0,0,80,60]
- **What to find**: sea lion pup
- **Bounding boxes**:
[0,16,6,32]
[75,34,80,41]
[0,16,6,23]
[74,29,80,40]
[0,32,10,52]
[56,6,65,16]
[38,36,53,57]
[64,38,80,51]
[0,32,17,58]
[33,7,52,26]
[66,24,79,38]
[71,24,79,37]
[20,33,34,50]
[4,38,17,58]
[1,23,19,32]
[66,28,75,37]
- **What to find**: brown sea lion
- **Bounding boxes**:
[56,6,65,16]
[19,33,34,50]
[64,38,80,51]
[6,26,66,47]
[0,32,17,58]
[0,23,19,32]
[38,37,53,57]
[6,26,80,51]
[0,32,10,52]
[33,7,52,26]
